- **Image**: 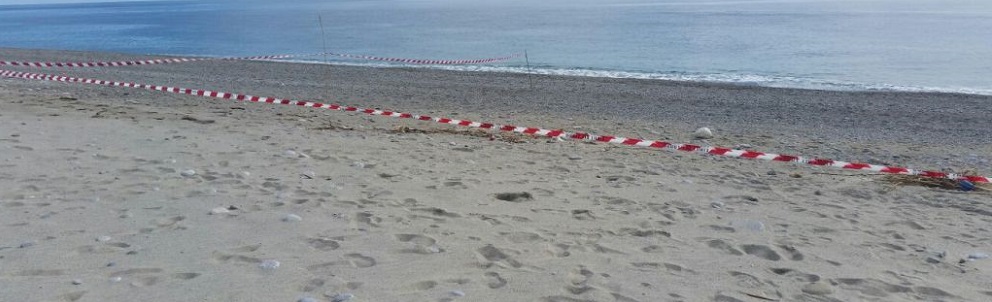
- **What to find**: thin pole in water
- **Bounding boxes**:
[525,49,533,89]
[318,15,329,63]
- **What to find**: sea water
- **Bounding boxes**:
[1,0,990,95]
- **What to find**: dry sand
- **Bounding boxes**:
[1,49,991,301]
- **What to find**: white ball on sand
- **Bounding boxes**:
[693,127,714,139]
[283,214,303,222]
[259,259,280,270]
[209,207,231,215]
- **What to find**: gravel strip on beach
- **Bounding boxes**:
[2,47,990,175]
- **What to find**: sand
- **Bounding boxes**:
[1,48,991,302]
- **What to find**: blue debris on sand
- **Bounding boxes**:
[959,180,976,191]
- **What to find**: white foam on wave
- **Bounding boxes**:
[274,58,992,96]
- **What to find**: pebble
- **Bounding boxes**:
[72,279,83,285]
[283,214,303,222]
[967,252,989,261]
[96,235,112,242]
[450,290,466,297]
[180,169,197,177]
[259,259,280,270]
[351,162,375,169]
[693,127,714,139]
[802,282,833,295]
[329,293,354,302]
[209,207,231,215]
[925,251,946,264]
[426,245,442,254]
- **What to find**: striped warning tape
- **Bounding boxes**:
[0,53,306,68]
[325,53,522,65]
[1,68,987,183]
[0,52,521,68]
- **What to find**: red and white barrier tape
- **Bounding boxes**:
[1,68,987,184]
[0,52,521,68]
[325,53,522,65]
[0,53,307,68]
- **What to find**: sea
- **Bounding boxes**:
[2,0,991,95]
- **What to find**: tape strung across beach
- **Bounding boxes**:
[0,54,307,68]
[324,53,523,65]
[0,52,522,68]
[2,67,988,184]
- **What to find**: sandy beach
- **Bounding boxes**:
[1,48,991,302]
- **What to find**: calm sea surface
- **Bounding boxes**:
[2,0,991,95]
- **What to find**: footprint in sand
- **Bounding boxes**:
[499,232,544,243]
[769,268,819,282]
[107,268,163,287]
[728,271,767,288]
[546,243,571,257]
[349,212,381,230]
[407,280,438,291]
[12,269,66,277]
[484,272,507,289]
[110,268,164,278]
[153,215,186,229]
[307,238,341,251]
[129,276,160,287]
[476,245,522,268]
[776,244,804,261]
[706,239,743,256]
[58,291,87,302]
[172,273,201,280]
[394,234,442,254]
[740,244,781,261]
[231,244,262,253]
[568,266,594,285]
[542,296,598,302]
[302,278,325,292]
[343,253,376,268]
[413,207,461,218]
[832,278,912,298]
[307,253,377,272]
[631,262,692,275]
[395,234,437,246]
[212,253,263,264]
[73,244,127,255]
